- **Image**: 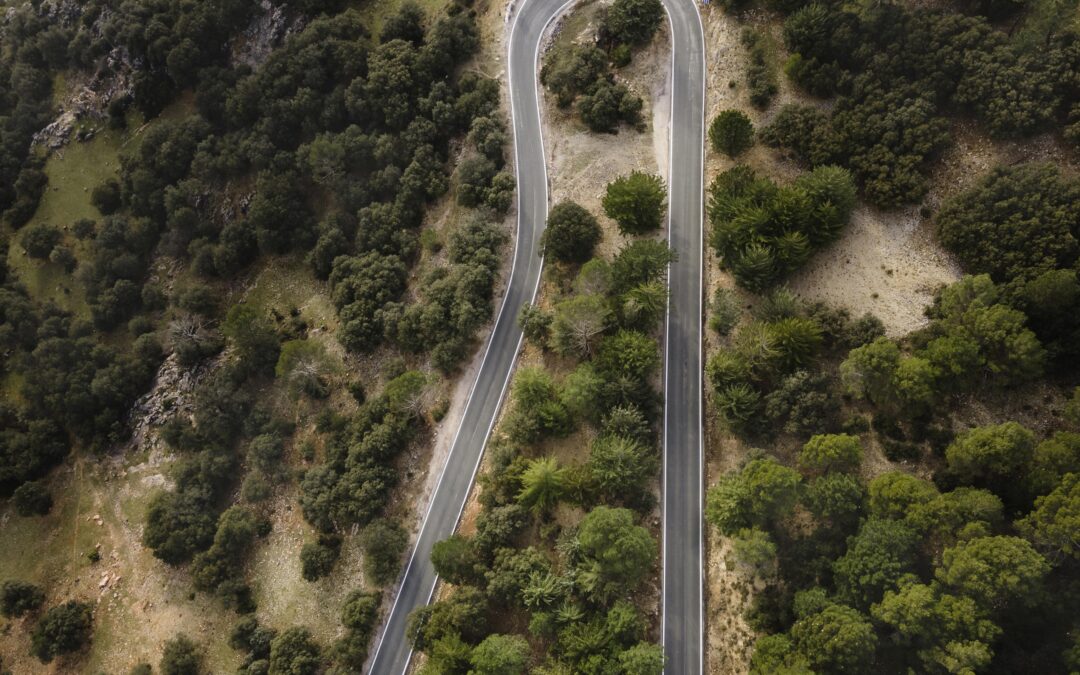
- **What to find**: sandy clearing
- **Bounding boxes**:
[789,206,961,337]
[705,537,760,674]
[700,9,966,337]
[540,0,670,264]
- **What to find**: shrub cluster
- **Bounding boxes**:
[708,165,856,291]
[710,411,1080,674]
[412,207,671,672]
[763,4,1079,206]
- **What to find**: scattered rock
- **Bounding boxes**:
[232,0,305,70]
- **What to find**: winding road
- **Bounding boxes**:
[367,0,705,671]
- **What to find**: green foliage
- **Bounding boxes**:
[550,294,611,359]
[388,214,505,371]
[576,506,656,600]
[873,579,1001,674]
[541,201,602,264]
[742,30,779,109]
[731,528,778,575]
[936,536,1049,610]
[842,276,1046,415]
[12,480,52,516]
[706,457,800,534]
[709,287,741,336]
[330,253,408,353]
[790,603,876,673]
[517,457,568,514]
[833,517,918,609]
[600,0,664,47]
[906,488,1004,550]
[361,519,407,586]
[763,370,839,438]
[335,589,380,669]
[31,601,93,663]
[91,179,122,215]
[276,340,334,399]
[161,634,201,675]
[518,303,553,345]
[1,580,44,618]
[617,642,665,673]
[20,224,61,260]
[223,304,281,375]
[867,472,939,520]
[595,331,660,381]
[578,79,643,133]
[268,627,321,675]
[300,534,341,582]
[586,435,656,504]
[708,165,855,291]
[767,5,1076,206]
[798,433,862,475]
[937,164,1080,290]
[408,587,488,651]
[945,422,1036,497]
[1019,473,1080,562]
[804,472,864,528]
[602,172,666,234]
[431,535,482,586]
[541,45,609,108]
[506,367,574,443]
[469,634,531,675]
[767,317,823,371]
[709,110,754,157]
[714,382,762,433]
[749,634,813,675]
[610,239,675,294]
[231,615,277,663]
[190,506,261,606]
[485,547,547,608]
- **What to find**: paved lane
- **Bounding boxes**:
[659,0,706,673]
[367,1,553,671]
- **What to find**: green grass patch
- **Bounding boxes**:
[350,0,450,40]
[242,255,339,332]
[5,127,124,317]
[549,0,602,55]
[4,92,198,318]
[27,126,124,231]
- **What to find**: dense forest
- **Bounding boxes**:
[705,0,1080,672]
[0,0,519,670]
[1,0,1077,669]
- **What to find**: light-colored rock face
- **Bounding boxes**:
[127,352,217,456]
[231,0,305,71]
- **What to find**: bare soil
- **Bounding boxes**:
[542,1,671,259]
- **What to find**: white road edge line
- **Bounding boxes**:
[658,0,676,654]
[658,1,707,673]
[694,5,707,675]
[367,0,572,669]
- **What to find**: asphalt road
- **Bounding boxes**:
[367,0,705,670]
[658,0,706,672]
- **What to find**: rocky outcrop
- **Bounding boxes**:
[232,0,305,70]
[127,353,213,455]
